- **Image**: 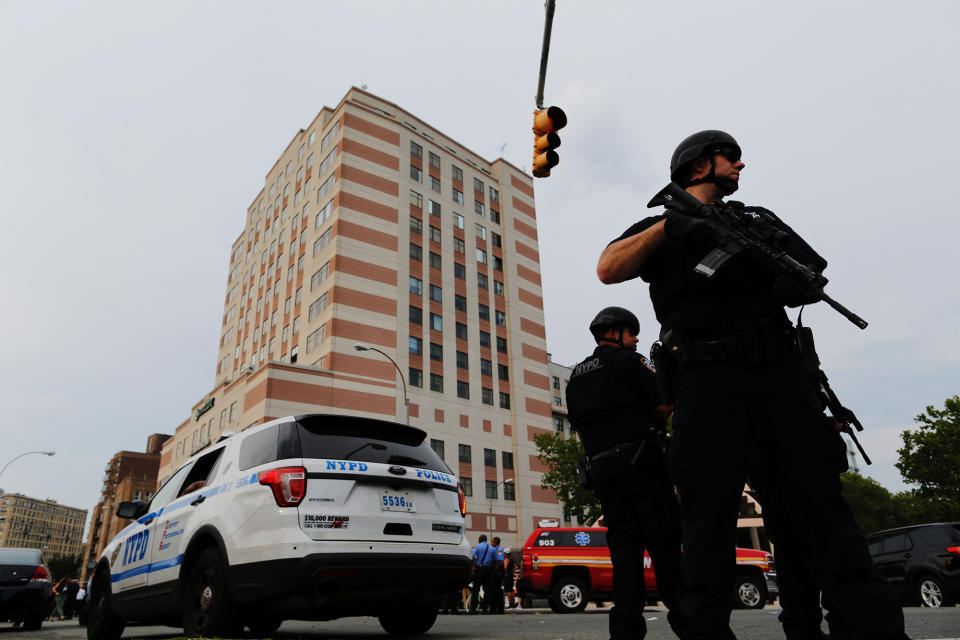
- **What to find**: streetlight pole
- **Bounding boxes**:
[354,343,409,425]
[0,451,55,482]
[488,478,514,538]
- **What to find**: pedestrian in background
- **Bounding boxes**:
[489,536,505,613]
[470,534,495,613]
[49,576,68,621]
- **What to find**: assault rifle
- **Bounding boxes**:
[647,182,868,330]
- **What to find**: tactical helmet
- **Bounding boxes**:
[670,130,741,181]
[589,307,640,340]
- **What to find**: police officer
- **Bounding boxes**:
[489,536,506,614]
[470,535,495,613]
[565,307,685,640]
[596,131,907,640]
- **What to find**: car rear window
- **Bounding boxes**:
[532,529,608,548]
[0,548,41,564]
[916,525,959,546]
[296,417,450,473]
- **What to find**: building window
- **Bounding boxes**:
[554,416,565,431]
[485,480,498,499]
[498,364,509,381]
[554,396,563,406]
[429,284,442,302]
[457,381,470,399]
[475,201,485,216]
[454,262,466,280]
[429,152,441,169]
[491,232,502,248]
[458,444,472,463]
[410,243,422,261]
[310,262,330,291]
[456,351,469,369]
[307,293,328,321]
[410,189,423,208]
[481,358,493,376]
[453,213,464,229]
[410,217,423,234]
[492,256,503,271]
[430,313,442,331]
[476,248,487,264]
[430,342,443,362]
[410,276,423,295]
[452,165,463,182]
[478,273,488,289]
[474,177,484,193]
[478,304,490,321]
[495,310,506,326]
[502,451,514,470]
[429,225,442,243]
[494,280,504,296]
[430,374,443,392]
[479,330,491,348]
[430,438,445,460]
[455,322,468,340]
[503,482,515,501]
[430,175,441,192]
[461,477,473,497]
[453,237,465,254]
[452,188,464,205]
[410,305,422,325]
[429,252,442,270]
[428,200,441,217]
[552,376,561,389]
[484,448,496,467]
[410,165,422,182]
[306,325,326,352]
[455,294,467,312]
[490,209,500,224]
[475,223,486,240]
[409,336,423,355]
[410,141,422,158]
[499,392,511,409]
[410,367,423,388]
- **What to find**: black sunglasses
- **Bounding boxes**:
[712,147,741,162]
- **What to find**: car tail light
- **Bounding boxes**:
[522,553,532,571]
[457,484,467,517]
[947,546,960,556]
[30,566,50,582]
[259,466,307,506]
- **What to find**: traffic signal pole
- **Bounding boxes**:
[531,0,566,178]
[535,0,557,110]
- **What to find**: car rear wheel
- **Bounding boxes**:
[246,613,283,635]
[22,613,44,631]
[378,604,438,636]
[550,576,589,613]
[917,573,956,608]
[183,548,242,637]
[86,571,125,640]
[733,574,766,610]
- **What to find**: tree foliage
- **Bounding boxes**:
[896,395,960,522]
[47,553,82,581]
[533,431,603,526]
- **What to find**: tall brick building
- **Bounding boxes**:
[82,434,169,577]
[0,492,86,559]
[158,88,564,547]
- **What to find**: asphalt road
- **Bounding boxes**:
[4,606,959,640]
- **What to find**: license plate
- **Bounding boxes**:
[379,489,415,512]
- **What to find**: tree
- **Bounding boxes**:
[47,553,82,581]
[896,395,960,522]
[533,431,603,525]
[839,473,909,535]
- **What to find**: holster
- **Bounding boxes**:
[576,457,592,489]
[650,339,677,404]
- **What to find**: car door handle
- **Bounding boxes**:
[191,495,206,506]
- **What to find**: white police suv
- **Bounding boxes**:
[86,414,471,639]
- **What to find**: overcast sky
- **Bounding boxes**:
[2,1,957,538]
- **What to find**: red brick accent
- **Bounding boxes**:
[523,370,551,391]
[511,174,535,199]
[333,254,397,286]
[516,264,542,286]
[529,454,550,473]
[522,343,549,364]
[342,137,399,171]
[328,317,396,348]
[525,397,553,417]
[343,112,400,145]
[410,403,419,418]
[329,352,396,381]
[483,419,492,433]
[339,191,398,223]
[512,195,536,219]
[341,164,399,197]
[514,240,540,263]
[460,414,469,428]
[243,378,395,415]
[503,423,512,437]
[531,485,559,504]
[527,425,551,441]
[520,317,546,339]
[517,288,543,309]
[331,285,397,315]
[435,409,444,423]
[513,216,538,241]
[334,219,397,251]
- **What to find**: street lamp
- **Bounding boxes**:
[354,343,409,425]
[488,478,514,537]
[0,451,55,482]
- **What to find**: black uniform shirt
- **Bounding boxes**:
[610,203,827,334]
[565,344,662,457]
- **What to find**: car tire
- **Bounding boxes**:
[550,576,589,613]
[183,548,242,638]
[733,574,766,610]
[917,573,956,608]
[246,613,284,635]
[22,613,44,631]
[378,605,438,636]
[86,571,125,640]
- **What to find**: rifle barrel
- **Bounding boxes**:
[818,291,868,330]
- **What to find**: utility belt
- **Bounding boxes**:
[577,432,668,489]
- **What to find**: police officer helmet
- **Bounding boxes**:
[589,307,640,341]
[670,130,741,182]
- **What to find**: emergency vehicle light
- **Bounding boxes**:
[457,484,467,517]
[259,466,307,506]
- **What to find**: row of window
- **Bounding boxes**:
[409,368,511,405]
[409,142,500,202]
[427,440,515,499]
[409,306,508,349]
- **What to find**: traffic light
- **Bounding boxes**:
[532,106,567,178]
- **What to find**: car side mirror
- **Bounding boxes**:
[116,500,148,520]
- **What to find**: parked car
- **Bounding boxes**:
[867,522,960,607]
[517,527,778,612]
[0,548,52,630]
[87,414,472,639]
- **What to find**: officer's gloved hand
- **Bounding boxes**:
[772,275,821,307]
[664,214,711,247]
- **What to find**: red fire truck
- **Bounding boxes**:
[517,527,778,613]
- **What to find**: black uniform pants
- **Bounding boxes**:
[669,355,906,640]
[591,453,686,640]
[471,566,492,612]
